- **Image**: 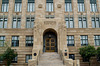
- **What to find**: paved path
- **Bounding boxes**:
[38,52,65,66]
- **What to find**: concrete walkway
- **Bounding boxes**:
[38,52,65,66]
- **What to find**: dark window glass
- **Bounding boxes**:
[26,36,33,47]
[46,0,53,12]
[12,36,19,47]
[0,36,5,47]
[90,0,97,12]
[65,17,74,28]
[65,0,72,12]
[77,0,85,12]
[94,35,100,46]
[92,17,100,28]
[2,0,9,12]
[15,0,22,12]
[28,0,35,12]
[67,36,74,46]
[81,35,88,46]
[69,54,75,60]
[11,56,17,63]
[78,17,87,28]
[26,17,34,28]
[26,54,32,63]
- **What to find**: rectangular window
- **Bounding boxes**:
[67,36,74,46]
[12,36,19,47]
[26,17,34,28]
[26,54,32,63]
[15,0,22,12]
[12,17,21,28]
[77,0,85,12]
[0,36,5,47]
[2,0,9,12]
[0,18,8,28]
[90,0,97,12]
[46,0,53,12]
[69,54,75,60]
[94,35,100,46]
[11,56,17,63]
[92,17,100,28]
[65,17,74,28]
[28,0,35,12]
[65,0,72,12]
[78,17,87,28]
[81,35,88,46]
[26,36,33,47]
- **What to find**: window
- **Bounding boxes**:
[12,17,21,28]
[26,54,32,63]
[77,0,85,12]
[0,18,8,28]
[11,56,17,63]
[67,36,74,46]
[26,36,33,47]
[27,0,35,12]
[15,0,22,12]
[12,36,19,47]
[26,17,34,28]
[80,36,88,46]
[46,0,53,12]
[78,17,87,28]
[0,36,5,47]
[92,17,100,28]
[65,17,74,28]
[0,56,3,63]
[65,0,72,12]
[90,0,97,12]
[69,54,75,60]
[2,0,9,12]
[94,35,100,46]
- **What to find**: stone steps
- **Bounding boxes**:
[38,52,66,66]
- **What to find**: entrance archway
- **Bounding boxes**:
[43,29,57,52]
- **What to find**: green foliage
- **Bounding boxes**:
[0,42,17,66]
[97,47,100,56]
[79,45,96,66]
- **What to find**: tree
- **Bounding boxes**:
[97,47,100,61]
[0,42,17,66]
[79,45,96,66]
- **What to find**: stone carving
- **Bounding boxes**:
[38,4,42,8]
[44,21,56,25]
[57,4,61,8]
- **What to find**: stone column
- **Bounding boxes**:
[75,35,81,47]
[21,0,27,29]
[88,35,94,46]
[6,35,11,47]
[97,0,100,13]
[19,35,25,47]
[0,0,2,12]
[72,0,78,28]
[8,0,14,28]
[85,0,92,28]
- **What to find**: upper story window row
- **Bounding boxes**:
[0,0,99,12]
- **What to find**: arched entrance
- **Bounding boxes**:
[43,29,57,52]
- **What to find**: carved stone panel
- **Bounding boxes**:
[44,21,56,25]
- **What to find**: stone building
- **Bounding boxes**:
[0,0,100,66]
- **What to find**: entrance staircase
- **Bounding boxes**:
[37,52,66,66]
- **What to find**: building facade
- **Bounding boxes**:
[0,0,100,66]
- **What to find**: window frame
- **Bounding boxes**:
[26,36,33,47]
[26,17,34,28]
[92,17,100,28]
[11,36,19,47]
[11,56,17,63]
[94,35,100,46]
[0,36,5,47]
[67,36,74,46]
[0,17,8,28]
[69,54,75,60]
[80,35,88,46]
[25,54,32,63]
[65,0,72,12]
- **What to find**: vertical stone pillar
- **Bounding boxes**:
[88,35,94,46]
[75,35,81,47]
[8,0,14,28]
[6,35,11,47]
[19,35,25,47]
[97,0,100,13]
[72,0,78,28]
[0,0,2,12]
[85,0,92,28]
[21,0,27,29]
